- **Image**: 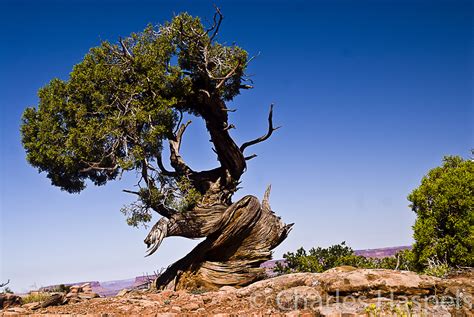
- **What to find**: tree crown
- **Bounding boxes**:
[22,13,248,193]
[21,11,276,226]
[408,155,473,268]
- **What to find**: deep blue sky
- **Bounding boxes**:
[0,0,472,292]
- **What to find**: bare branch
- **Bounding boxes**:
[123,189,140,195]
[223,124,235,131]
[245,154,257,160]
[144,217,169,257]
[262,184,272,211]
[119,37,134,60]
[156,153,178,177]
[240,104,280,153]
[174,121,191,152]
[199,89,211,98]
[174,110,184,135]
[79,163,119,173]
[169,121,193,175]
[207,6,223,42]
[0,279,10,288]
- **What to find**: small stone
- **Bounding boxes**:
[7,307,27,313]
[219,286,236,293]
[0,293,22,309]
[160,290,174,298]
[171,305,182,312]
[183,302,200,311]
[22,301,41,310]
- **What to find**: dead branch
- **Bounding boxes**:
[119,37,134,60]
[207,6,223,42]
[0,280,9,288]
[169,121,193,175]
[123,189,140,195]
[156,153,178,177]
[223,124,235,131]
[240,104,280,153]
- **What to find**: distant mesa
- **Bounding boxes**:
[354,245,411,258]
[37,247,410,296]
[39,275,159,297]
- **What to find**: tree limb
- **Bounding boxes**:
[207,6,223,42]
[169,121,193,175]
[0,279,9,288]
[240,104,280,153]
[119,37,134,60]
[156,153,178,177]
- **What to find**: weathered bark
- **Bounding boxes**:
[146,187,292,290]
[141,100,290,290]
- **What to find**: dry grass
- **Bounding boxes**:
[21,292,50,304]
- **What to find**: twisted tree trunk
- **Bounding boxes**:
[150,188,292,290]
[139,12,292,291]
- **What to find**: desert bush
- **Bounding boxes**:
[21,292,50,304]
[275,242,412,274]
[52,284,70,293]
[408,155,473,270]
[275,242,416,274]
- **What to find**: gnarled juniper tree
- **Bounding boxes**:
[21,10,292,290]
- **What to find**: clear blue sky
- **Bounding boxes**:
[0,0,472,292]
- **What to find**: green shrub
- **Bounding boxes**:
[275,242,415,274]
[52,284,70,293]
[408,155,473,269]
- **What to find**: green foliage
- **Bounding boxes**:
[170,176,203,212]
[21,12,250,227]
[364,303,381,316]
[408,155,473,269]
[121,176,202,227]
[275,242,416,274]
[53,284,71,293]
[20,12,248,194]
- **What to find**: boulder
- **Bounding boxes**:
[40,293,64,308]
[0,293,22,309]
[22,301,41,310]
[317,269,440,296]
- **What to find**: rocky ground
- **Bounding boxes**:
[1,267,472,316]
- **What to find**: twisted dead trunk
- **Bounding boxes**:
[151,188,292,290]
